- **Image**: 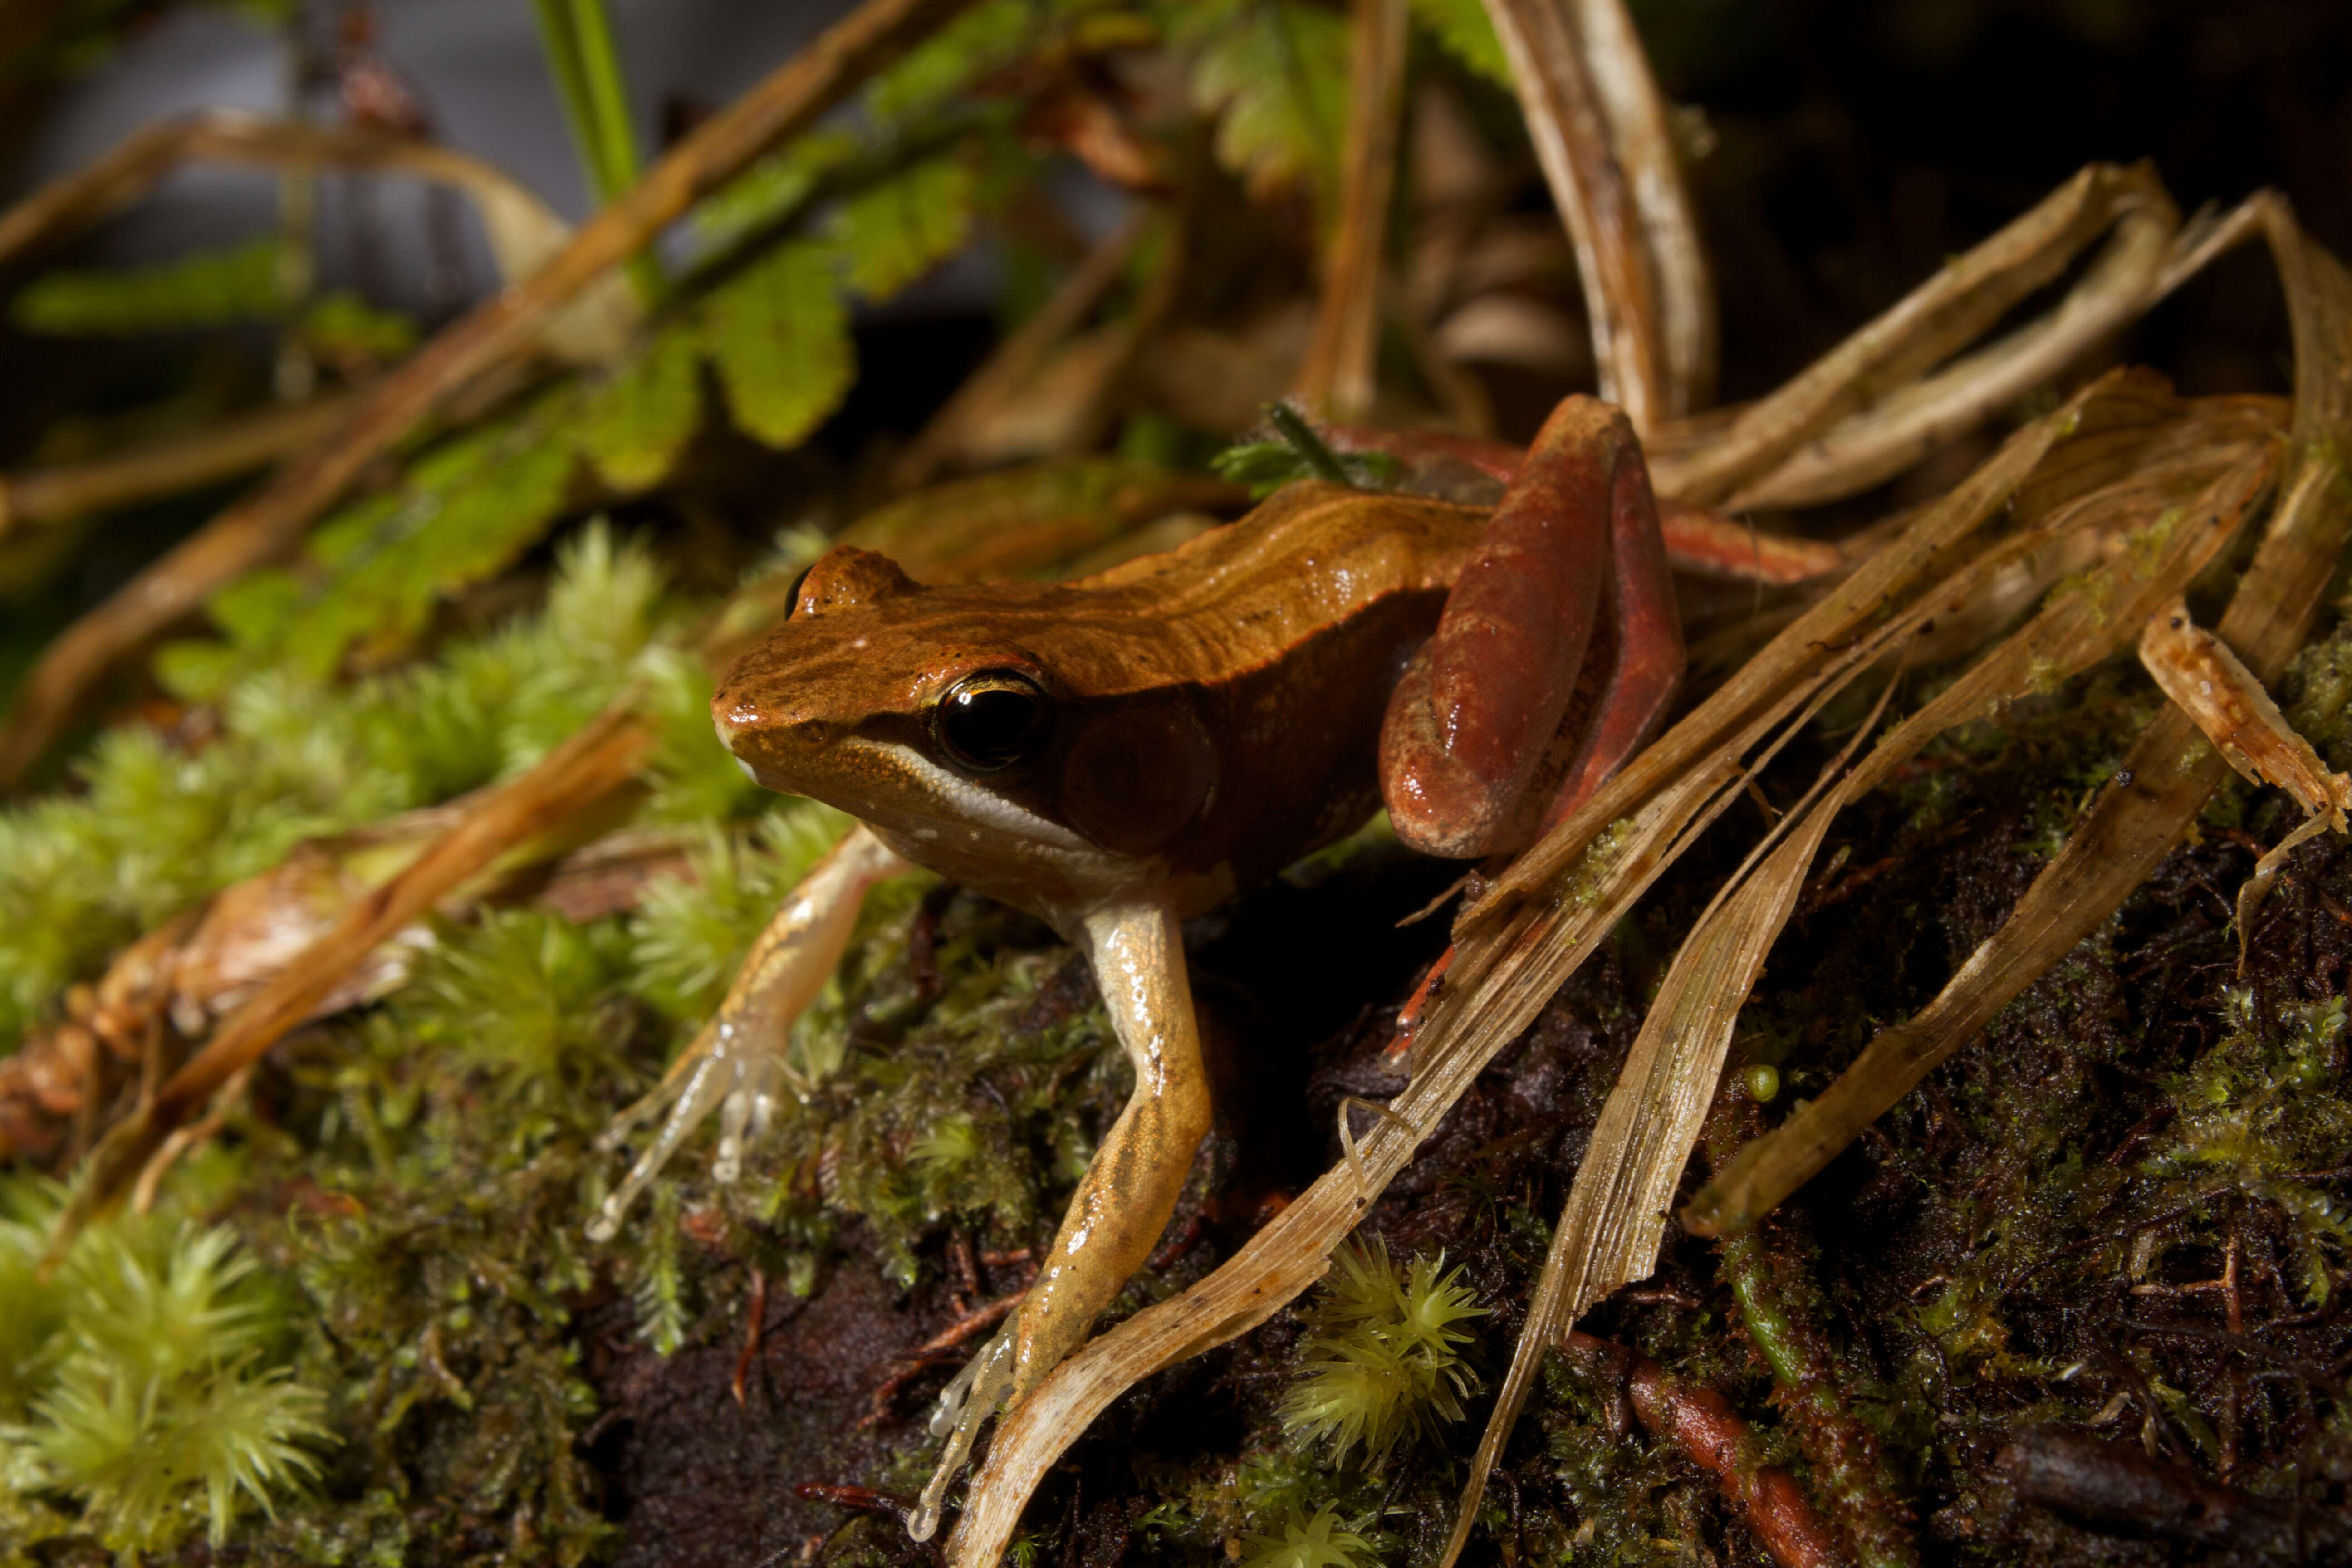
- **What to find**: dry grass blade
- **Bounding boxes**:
[1724,187,2221,512]
[1294,0,1408,421]
[1446,419,2280,1568]
[1480,0,1710,429]
[1686,197,2352,1239]
[0,0,978,787]
[1569,0,1714,411]
[2141,594,2352,966]
[1647,163,2173,509]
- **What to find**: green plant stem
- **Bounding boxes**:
[1265,402,1352,485]
[1706,1110,1919,1568]
[1715,1232,1916,1568]
[532,0,662,304]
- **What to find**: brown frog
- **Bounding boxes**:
[592,397,1682,1535]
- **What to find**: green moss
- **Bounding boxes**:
[0,523,697,1050]
[392,907,636,1126]
[2141,988,2352,1304]
[1240,1502,1381,1568]
[0,1180,331,1552]
[1279,1239,1484,1469]
[1536,1354,1708,1563]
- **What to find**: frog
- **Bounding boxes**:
[588,396,1683,1537]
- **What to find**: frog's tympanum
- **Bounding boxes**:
[590,397,1682,1536]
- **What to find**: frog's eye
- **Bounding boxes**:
[935,671,1055,773]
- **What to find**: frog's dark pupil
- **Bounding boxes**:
[937,673,1051,772]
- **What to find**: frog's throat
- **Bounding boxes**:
[839,739,1094,853]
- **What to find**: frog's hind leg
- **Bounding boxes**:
[588,823,911,1242]
[910,898,1210,1542]
[1381,395,1681,858]
[1528,406,1683,834]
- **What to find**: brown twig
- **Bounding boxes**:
[888,208,1148,493]
[0,0,978,786]
[0,393,358,540]
[733,1268,769,1407]
[1292,0,1407,420]
[2001,1425,2328,1556]
[1558,1331,1843,1568]
[859,1290,1024,1430]
[48,699,655,1250]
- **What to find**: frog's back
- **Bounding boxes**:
[1063,484,1485,904]
[1073,481,1485,680]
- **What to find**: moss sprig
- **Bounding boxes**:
[1240,1501,1382,1568]
[0,1181,331,1552]
[1279,1239,1484,1468]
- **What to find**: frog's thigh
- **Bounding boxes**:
[589,823,911,1241]
[1379,396,1624,859]
[1532,409,1684,835]
[1009,900,1212,1398]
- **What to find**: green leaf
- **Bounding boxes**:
[204,568,309,656]
[11,240,284,336]
[833,155,977,301]
[700,240,855,450]
[151,639,240,705]
[206,400,582,681]
[314,412,578,659]
[297,291,418,363]
[865,0,1041,124]
[1181,0,1351,206]
[576,327,704,492]
[693,127,865,259]
[1410,0,1513,85]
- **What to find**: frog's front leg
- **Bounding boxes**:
[911,897,1210,1540]
[588,823,912,1242]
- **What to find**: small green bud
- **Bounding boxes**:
[1742,1063,1780,1103]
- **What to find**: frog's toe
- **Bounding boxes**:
[908,1320,1018,1542]
[587,1041,785,1243]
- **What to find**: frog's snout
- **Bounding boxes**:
[711,684,761,748]
[710,677,843,795]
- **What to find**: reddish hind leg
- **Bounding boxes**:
[1377,397,1682,1068]
[1379,396,1682,859]
[1532,414,1683,832]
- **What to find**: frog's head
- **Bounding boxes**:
[711,546,1218,903]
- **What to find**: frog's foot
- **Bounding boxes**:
[588,1021,785,1242]
[587,824,913,1245]
[908,1320,1019,1542]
